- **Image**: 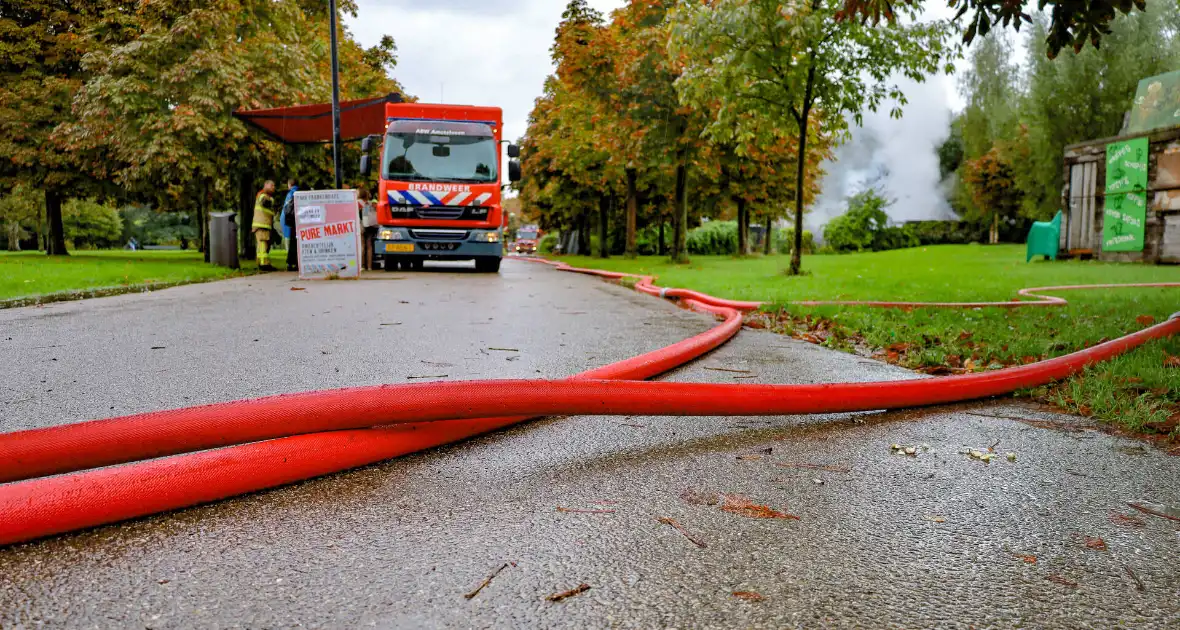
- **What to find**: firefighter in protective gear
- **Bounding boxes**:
[253,180,277,271]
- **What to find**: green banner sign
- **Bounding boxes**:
[1102,191,1147,252]
[1103,139,1148,253]
[1105,137,1148,194]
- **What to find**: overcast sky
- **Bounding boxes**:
[344,1,967,221]
[345,0,627,145]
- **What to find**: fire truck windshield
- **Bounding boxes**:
[383,130,499,184]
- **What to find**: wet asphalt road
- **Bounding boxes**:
[1,259,1178,629]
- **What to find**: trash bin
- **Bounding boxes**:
[208,212,239,269]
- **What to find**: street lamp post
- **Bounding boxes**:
[328,0,343,189]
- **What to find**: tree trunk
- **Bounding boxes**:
[200,181,210,261]
[789,51,819,275]
[657,218,665,256]
[598,194,610,258]
[577,205,590,255]
[6,222,20,251]
[990,213,999,244]
[790,113,809,273]
[44,189,69,256]
[764,212,773,256]
[624,168,638,258]
[671,151,689,263]
[239,174,255,260]
[736,197,748,256]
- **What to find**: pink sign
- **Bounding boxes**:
[293,190,360,279]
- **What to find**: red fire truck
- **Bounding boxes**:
[360,103,520,273]
[514,224,541,255]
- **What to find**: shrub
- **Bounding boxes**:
[64,199,123,249]
[539,233,558,254]
[873,225,919,251]
[687,220,738,255]
[822,189,918,253]
[902,221,985,245]
[824,190,889,252]
[775,228,815,255]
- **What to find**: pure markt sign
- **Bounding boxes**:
[1103,138,1148,253]
[293,190,360,279]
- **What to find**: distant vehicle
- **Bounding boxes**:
[358,102,521,273]
[514,225,540,255]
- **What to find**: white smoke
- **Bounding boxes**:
[808,74,958,234]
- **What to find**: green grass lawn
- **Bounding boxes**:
[0,250,261,304]
[563,244,1180,437]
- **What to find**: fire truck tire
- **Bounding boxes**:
[475,257,501,273]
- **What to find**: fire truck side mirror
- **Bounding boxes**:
[507,144,520,159]
[361,135,376,153]
[359,155,372,176]
[508,160,522,183]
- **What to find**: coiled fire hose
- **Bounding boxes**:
[0,259,1176,546]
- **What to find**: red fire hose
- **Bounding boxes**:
[0,260,1176,546]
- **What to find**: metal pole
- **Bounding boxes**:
[329,0,343,189]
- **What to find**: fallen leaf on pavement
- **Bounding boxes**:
[290,287,306,291]
[732,591,765,602]
[1010,553,1037,564]
[923,515,946,523]
[546,584,590,602]
[1126,502,1180,522]
[1083,536,1108,551]
[719,494,800,520]
[1108,511,1147,528]
[1136,315,1156,327]
[1046,574,1078,588]
[680,488,720,506]
[657,517,707,548]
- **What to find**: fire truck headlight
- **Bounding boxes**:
[472,231,500,243]
[379,228,401,240]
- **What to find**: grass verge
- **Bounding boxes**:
[563,245,1180,438]
[0,250,267,306]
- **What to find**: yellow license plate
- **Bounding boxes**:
[385,243,414,253]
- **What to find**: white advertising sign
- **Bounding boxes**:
[293,190,360,280]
